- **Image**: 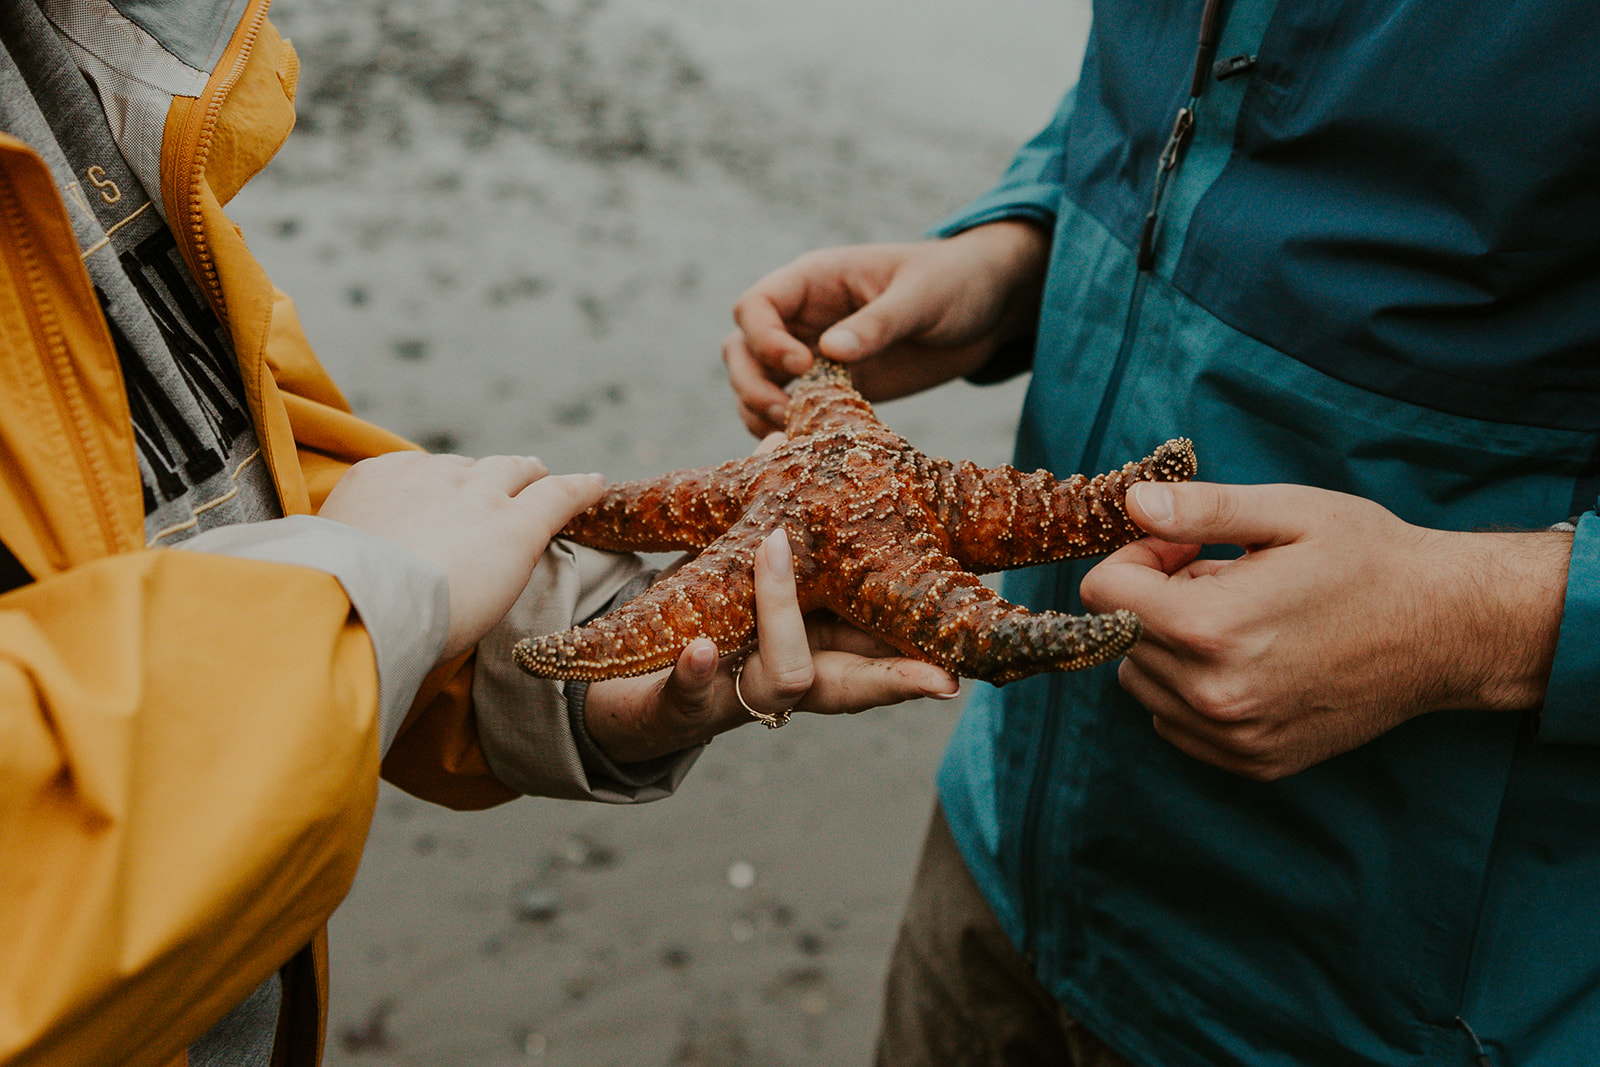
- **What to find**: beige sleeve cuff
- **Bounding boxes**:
[471,540,703,802]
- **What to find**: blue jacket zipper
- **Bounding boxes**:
[1016,0,1212,975]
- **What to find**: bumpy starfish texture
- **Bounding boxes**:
[515,359,1196,685]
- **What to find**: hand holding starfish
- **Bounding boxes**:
[1082,481,1572,779]
[724,221,1051,432]
[582,527,958,763]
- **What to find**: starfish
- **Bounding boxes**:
[514,359,1196,685]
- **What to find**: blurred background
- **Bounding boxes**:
[229,0,1089,1062]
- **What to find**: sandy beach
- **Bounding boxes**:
[228,0,1089,1061]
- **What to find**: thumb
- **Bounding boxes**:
[515,471,608,542]
[655,637,721,723]
[817,278,938,363]
[1126,481,1311,550]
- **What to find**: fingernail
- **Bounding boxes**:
[688,640,717,675]
[782,350,812,376]
[766,403,788,425]
[587,472,606,485]
[820,327,860,357]
[764,528,793,576]
[1131,482,1174,524]
[924,680,960,700]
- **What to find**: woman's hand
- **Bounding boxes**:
[583,528,959,764]
[319,452,606,662]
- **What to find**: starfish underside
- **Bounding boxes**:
[514,359,1196,685]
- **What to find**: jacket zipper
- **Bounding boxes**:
[0,161,131,557]
[172,0,272,326]
[1015,0,1217,973]
[1018,271,1150,963]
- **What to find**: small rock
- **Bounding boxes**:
[338,1000,396,1053]
[513,1027,548,1060]
[392,338,429,361]
[726,860,756,891]
[514,885,561,924]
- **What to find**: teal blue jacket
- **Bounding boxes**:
[935,1,1600,1064]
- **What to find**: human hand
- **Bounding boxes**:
[724,220,1050,435]
[319,452,606,662]
[1078,481,1572,780]
[583,528,960,764]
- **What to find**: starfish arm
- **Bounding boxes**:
[785,358,882,437]
[929,437,1197,571]
[514,529,764,680]
[558,455,761,552]
[824,553,1141,684]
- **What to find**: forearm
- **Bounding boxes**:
[951,219,1051,357]
[1426,528,1572,715]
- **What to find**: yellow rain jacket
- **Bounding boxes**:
[0,3,565,1062]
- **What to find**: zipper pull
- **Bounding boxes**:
[1159,107,1196,173]
[1213,53,1258,81]
[1189,0,1226,98]
[1138,108,1196,271]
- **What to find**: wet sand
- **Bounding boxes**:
[228,0,1088,1061]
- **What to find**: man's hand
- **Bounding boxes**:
[1079,481,1572,780]
[319,452,606,662]
[583,528,960,764]
[724,221,1050,435]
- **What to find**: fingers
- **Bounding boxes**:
[468,453,549,491]
[512,470,608,541]
[815,272,931,365]
[1126,481,1318,549]
[583,638,723,764]
[798,652,958,715]
[723,328,795,436]
[653,637,721,726]
[731,267,818,378]
[739,529,815,708]
[1078,536,1203,617]
[1117,657,1290,781]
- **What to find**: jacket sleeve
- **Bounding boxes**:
[0,550,382,1067]
[1537,509,1600,743]
[259,284,704,806]
[180,516,451,754]
[929,85,1078,385]
[470,542,705,803]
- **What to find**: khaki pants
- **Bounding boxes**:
[874,806,1134,1067]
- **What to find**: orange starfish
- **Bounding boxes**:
[514,359,1196,685]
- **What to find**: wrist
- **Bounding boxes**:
[954,220,1050,297]
[1430,529,1572,712]
[950,220,1050,354]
